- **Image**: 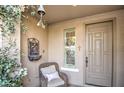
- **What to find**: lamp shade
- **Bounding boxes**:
[37,5,46,15]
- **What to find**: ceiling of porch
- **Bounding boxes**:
[43,5,124,24]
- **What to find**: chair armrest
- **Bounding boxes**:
[40,75,48,87]
[59,72,68,86]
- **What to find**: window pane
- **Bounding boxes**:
[65,49,75,65]
[64,28,76,68]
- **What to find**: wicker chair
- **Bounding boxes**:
[39,62,68,87]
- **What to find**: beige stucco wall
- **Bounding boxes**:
[48,9,124,86]
[21,16,48,87]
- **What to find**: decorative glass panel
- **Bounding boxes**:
[64,28,76,68]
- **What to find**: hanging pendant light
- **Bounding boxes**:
[37,5,46,29]
[37,5,46,15]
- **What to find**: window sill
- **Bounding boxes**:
[61,67,79,72]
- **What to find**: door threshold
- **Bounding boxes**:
[84,84,99,87]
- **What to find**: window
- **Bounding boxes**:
[64,28,76,68]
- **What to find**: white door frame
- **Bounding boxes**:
[83,18,117,87]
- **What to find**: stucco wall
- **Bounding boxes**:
[21,16,48,87]
[48,9,124,86]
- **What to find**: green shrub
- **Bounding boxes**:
[0,5,27,87]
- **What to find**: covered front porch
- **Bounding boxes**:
[0,5,124,87]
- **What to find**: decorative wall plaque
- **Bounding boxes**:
[28,38,41,61]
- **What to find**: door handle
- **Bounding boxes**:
[85,56,88,67]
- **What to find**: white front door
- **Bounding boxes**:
[85,21,113,86]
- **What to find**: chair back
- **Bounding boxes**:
[39,62,68,87]
[39,62,60,81]
[39,62,60,72]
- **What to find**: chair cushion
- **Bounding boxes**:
[47,78,64,87]
[44,71,60,82]
[40,65,56,74]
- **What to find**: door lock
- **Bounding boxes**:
[85,56,88,67]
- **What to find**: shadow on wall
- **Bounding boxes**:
[21,15,48,87]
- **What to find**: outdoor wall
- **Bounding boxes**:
[21,16,48,87]
[48,9,124,86]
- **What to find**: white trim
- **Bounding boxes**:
[61,67,79,72]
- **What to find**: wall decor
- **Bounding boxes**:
[28,38,41,61]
